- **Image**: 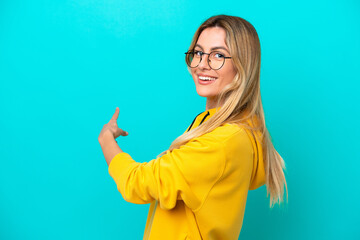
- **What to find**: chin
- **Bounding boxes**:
[195,88,217,98]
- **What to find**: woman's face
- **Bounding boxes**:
[191,27,237,103]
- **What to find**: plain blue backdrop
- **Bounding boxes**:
[1,0,359,239]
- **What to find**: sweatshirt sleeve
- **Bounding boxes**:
[108,134,226,211]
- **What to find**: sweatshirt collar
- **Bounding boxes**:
[197,107,220,123]
[186,107,220,132]
[205,107,220,116]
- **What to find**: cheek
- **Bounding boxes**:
[191,70,197,80]
[220,66,237,85]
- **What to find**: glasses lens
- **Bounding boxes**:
[187,51,200,68]
[209,52,225,70]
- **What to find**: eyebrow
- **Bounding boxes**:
[195,44,230,54]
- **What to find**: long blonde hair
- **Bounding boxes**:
[161,15,287,207]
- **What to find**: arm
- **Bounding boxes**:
[108,132,227,211]
[98,132,123,166]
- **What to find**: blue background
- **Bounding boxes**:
[1,0,359,239]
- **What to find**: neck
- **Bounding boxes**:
[206,97,222,110]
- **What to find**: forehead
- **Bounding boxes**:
[196,27,228,49]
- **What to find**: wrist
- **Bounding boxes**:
[98,131,115,146]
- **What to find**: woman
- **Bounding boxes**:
[98,15,288,240]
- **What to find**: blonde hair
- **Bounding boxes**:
[161,15,287,207]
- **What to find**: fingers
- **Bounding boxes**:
[121,130,129,136]
[117,128,129,137]
[111,107,120,121]
[109,107,128,137]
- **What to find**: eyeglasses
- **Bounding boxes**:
[185,50,232,70]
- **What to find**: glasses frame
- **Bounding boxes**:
[184,50,232,70]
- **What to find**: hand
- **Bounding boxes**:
[98,107,128,142]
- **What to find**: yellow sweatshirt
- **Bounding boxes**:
[108,107,266,240]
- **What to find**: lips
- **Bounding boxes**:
[199,76,216,81]
[197,74,217,85]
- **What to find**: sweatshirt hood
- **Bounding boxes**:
[187,107,266,190]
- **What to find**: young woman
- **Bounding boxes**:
[98,14,288,240]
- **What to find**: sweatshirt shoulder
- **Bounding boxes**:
[213,123,254,151]
[206,123,250,142]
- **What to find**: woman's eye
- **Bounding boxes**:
[194,50,203,56]
[214,52,225,58]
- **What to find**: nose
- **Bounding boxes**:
[197,54,211,70]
